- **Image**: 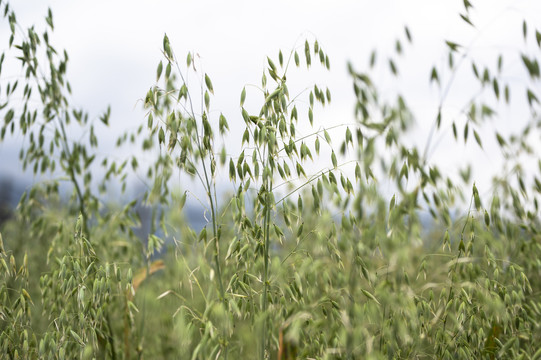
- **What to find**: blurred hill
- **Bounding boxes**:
[0,177,22,226]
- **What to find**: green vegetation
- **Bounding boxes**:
[1,1,541,359]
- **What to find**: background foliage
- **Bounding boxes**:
[1,1,541,359]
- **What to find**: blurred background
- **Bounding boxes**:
[1,0,540,220]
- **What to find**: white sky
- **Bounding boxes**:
[1,0,541,202]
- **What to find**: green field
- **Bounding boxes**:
[1,1,541,359]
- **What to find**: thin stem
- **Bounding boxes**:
[259,102,276,359]
[275,160,358,205]
[57,112,89,236]
[260,160,272,360]
[421,24,489,166]
[440,196,473,355]
[276,123,351,155]
[105,311,118,360]
[172,54,225,302]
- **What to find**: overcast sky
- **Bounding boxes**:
[1,0,540,201]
